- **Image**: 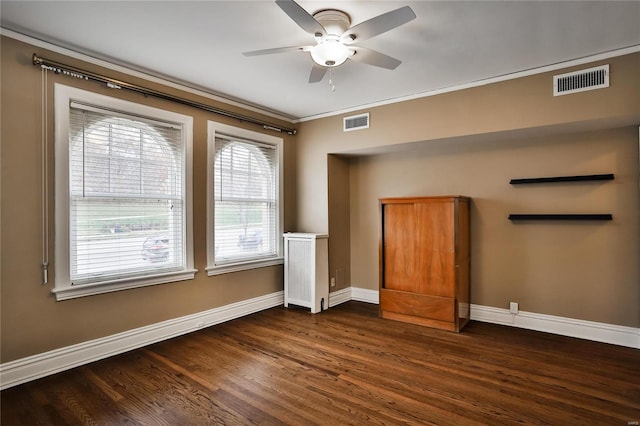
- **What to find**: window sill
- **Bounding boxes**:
[52,269,198,301]
[206,257,284,276]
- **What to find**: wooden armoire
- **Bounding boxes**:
[379,196,470,332]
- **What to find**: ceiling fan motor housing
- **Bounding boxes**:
[309,10,354,67]
[313,9,351,36]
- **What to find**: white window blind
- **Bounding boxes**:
[68,103,185,285]
[213,136,278,265]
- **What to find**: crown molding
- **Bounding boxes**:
[1,27,297,124]
[296,44,640,123]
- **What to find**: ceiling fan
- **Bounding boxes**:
[243,0,416,84]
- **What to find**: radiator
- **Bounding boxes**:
[283,233,329,314]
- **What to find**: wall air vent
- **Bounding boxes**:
[343,113,369,132]
[553,64,609,96]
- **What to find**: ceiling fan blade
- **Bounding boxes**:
[276,0,326,36]
[243,46,310,56]
[308,63,328,83]
[350,47,402,70]
[341,6,416,44]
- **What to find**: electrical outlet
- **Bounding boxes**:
[509,302,519,315]
[330,277,336,287]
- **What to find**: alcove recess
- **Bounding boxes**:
[508,173,614,221]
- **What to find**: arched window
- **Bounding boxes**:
[68,109,183,282]
[54,84,194,300]
[213,138,277,263]
[207,122,283,273]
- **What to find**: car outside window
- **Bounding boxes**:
[206,121,283,275]
[53,84,195,300]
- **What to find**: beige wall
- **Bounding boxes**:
[297,53,640,232]
[297,52,640,327]
[327,155,351,291]
[2,34,639,364]
[349,127,639,326]
[0,36,297,362]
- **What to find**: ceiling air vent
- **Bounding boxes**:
[553,64,609,96]
[344,113,369,132]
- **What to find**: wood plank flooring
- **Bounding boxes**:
[2,301,639,425]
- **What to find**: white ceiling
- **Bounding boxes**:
[2,1,639,121]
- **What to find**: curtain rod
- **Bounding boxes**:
[32,53,297,135]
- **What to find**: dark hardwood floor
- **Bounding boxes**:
[2,301,639,425]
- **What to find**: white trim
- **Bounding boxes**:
[52,269,198,301]
[206,258,284,276]
[0,291,284,390]
[470,304,640,349]
[3,288,636,389]
[0,28,296,123]
[297,45,640,122]
[329,287,351,307]
[4,28,637,124]
[329,286,378,307]
[53,83,195,299]
[336,288,639,348]
[206,121,284,275]
[350,287,379,304]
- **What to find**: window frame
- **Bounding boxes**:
[53,83,195,300]
[206,121,284,275]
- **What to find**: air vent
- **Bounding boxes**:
[343,113,369,132]
[553,64,609,96]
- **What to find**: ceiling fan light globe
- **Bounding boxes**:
[310,39,352,67]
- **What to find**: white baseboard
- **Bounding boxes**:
[470,304,640,349]
[329,286,378,306]
[0,291,284,390]
[339,287,639,348]
[328,287,351,307]
[3,287,637,390]
[351,287,379,304]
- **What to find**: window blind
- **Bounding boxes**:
[214,136,277,264]
[69,104,185,285]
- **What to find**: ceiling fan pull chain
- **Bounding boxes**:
[329,67,336,92]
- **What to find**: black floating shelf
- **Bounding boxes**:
[509,214,612,221]
[510,173,614,185]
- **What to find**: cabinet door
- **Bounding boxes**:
[382,203,420,293]
[415,201,455,297]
